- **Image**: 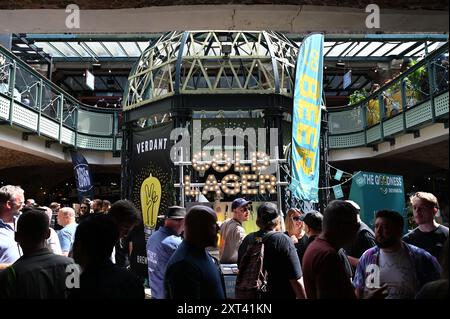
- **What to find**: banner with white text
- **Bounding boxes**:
[290,34,324,202]
[70,150,94,202]
[130,123,174,232]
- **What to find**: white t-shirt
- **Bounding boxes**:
[379,248,416,299]
[45,227,62,255]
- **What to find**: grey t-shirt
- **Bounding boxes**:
[219,218,246,264]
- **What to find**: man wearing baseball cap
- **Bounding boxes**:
[146,206,186,299]
[219,198,251,264]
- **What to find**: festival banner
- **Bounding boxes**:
[130,122,174,234]
[291,34,324,201]
[70,150,94,202]
[349,171,406,233]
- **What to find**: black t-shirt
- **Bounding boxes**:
[127,223,148,284]
[403,225,449,260]
[238,230,302,299]
[68,261,144,299]
[343,222,376,259]
[283,231,310,266]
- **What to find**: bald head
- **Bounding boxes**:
[57,207,76,227]
[184,205,218,248]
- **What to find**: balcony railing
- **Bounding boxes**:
[0,44,122,152]
[328,43,449,149]
[0,41,448,154]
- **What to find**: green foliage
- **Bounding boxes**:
[348,89,368,105]
[406,59,426,89]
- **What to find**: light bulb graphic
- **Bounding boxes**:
[140,174,162,229]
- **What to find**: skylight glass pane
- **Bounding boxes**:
[385,42,416,56]
[406,43,426,57]
[34,42,64,57]
[137,42,150,52]
[370,42,400,57]
[103,42,127,56]
[121,42,141,57]
[355,42,384,56]
[326,42,353,57]
[426,41,444,54]
[84,42,110,57]
[49,42,78,57]
[66,42,91,57]
[345,42,370,57]
[350,76,368,89]
[323,42,335,56]
[330,76,342,89]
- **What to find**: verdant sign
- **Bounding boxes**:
[349,171,406,233]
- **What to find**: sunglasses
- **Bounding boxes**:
[292,216,302,221]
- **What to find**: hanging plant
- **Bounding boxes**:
[404,59,427,101]
[348,89,368,105]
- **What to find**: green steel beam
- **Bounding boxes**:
[25,33,449,42]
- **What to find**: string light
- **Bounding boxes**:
[184,175,199,197]
[211,152,232,173]
[251,152,270,172]
[241,174,258,195]
[202,174,221,195]
[259,175,277,194]
[234,152,250,172]
[192,151,210,172]
[220,174,240,195]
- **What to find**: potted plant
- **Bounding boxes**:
[404,59,427,106]
[348,89,368,105]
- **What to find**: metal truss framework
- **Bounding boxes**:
[124,31,299,111]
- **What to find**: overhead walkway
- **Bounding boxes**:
[0,41,448,165]
[328,43,448,162]
[0,43,121,164]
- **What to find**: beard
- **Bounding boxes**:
[375,237,398,249]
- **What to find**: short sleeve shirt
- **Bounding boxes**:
[219,218,246,264]
[0,218,21,264]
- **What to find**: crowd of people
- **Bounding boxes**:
[0,184,448,299]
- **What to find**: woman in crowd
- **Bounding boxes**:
[284,208,309,264]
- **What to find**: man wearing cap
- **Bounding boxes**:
[146,206,186,299]
[297,210,324,263]
[342,200,376,269]
[237,202,306,299]
[219,198,251,264]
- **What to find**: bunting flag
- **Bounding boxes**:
[70,150,94,202]
[290,34,324,202]
[334,169,344,181]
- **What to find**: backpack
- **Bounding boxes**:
[235,232,274,299]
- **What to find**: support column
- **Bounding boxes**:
[263,106,286,214]
[319,108,330,213]
[172,106,192,206]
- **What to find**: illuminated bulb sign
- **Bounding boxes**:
[184,152,277,197]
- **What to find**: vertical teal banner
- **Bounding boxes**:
[349,171,406,233]
[291,34,324,202]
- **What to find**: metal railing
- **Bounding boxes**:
[0,44,122,152]
[328,42,449,149]
[1,41,448,154]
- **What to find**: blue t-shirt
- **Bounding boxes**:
[164,241,225,299]
[0,219,21,264]
[146,226,182,299]
[58,223,78,253]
